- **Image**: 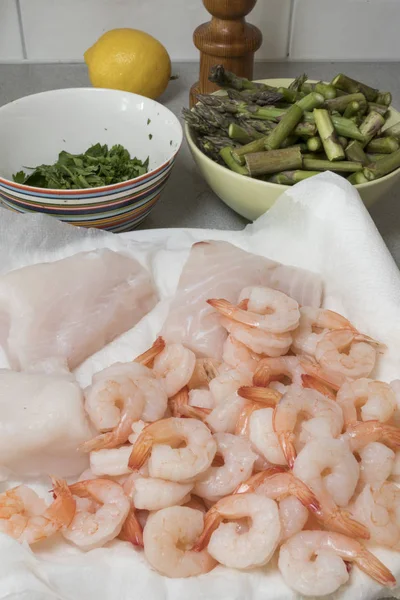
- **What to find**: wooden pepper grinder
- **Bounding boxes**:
[189,0,262,107]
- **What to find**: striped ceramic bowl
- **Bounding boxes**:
[0,88,182,231]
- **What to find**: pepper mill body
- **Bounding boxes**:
[190,0,262,106]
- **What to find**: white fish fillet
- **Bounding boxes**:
[161,240,322,359]
[0,369,94,479]
[0,248,157,370]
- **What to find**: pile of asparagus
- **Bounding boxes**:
[183,66,400,185]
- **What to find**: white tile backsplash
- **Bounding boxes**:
[1,0,400,63]
[18,0,290,62]
[290,0,400,60]
[0,0,23,60]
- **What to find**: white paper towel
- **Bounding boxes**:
[0,172,399,600]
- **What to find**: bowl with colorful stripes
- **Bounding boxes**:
[0,88,182,231]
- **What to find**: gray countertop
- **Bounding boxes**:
[1,61,400,264]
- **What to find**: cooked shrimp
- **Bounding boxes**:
[209,287,300,334]
[291,307,357,357]
[143,506,216,578]
[301,373,337,400]
[279,530,395,596]
[351,482,400,548]
[222,335,260,373]
[118,507,144,547]
[293,438,369,538]
[128,417,216,482]
[235,468,319,541]
[82,372,145,452]
[169,386,211,420]
[0,478,75,545]
[247,407,288,466]
[62,478,130,551]
[193,493,281,568]
[205,392,246,434]
[194,433,256,502]
[153,343,196,397]
[188,388,215,409]
[221,317,292,357]
[359,442,395,489]
[342,420,400,453]
[273,386,344,467]
[252,356,305,388]
[315,330,378,384]
[123,472,193,511]
[134,336,165,367]
[89,445,132,477]
[209,368,252,404]
[337,378,396,426]
[187,358,220,390]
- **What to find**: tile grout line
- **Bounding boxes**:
[286,0,296,59]
[15,0,27,60]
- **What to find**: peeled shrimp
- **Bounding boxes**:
[194,433,256,502]
[222,335,259,374]
[273,385,344,467]
[63,478,130,551]
[337,378,396,425]
[209,368,252,404]
[220,317,292,357]
[291,307,356,357]
[342,420,400,453]
[128,417,217,482]
[293,438,368,538]
[279,530,395,596]
[153,343,196,397]
[90,445,132,477]
[252,356,306,388]
[235,468,319,541]
[234,390,281,437]
[194,493,281,569]
[188,389,215,409]
[143,506,216,578]
[351,482,400,548]
[123,472,193,511]
[82,372,145,452]
[315,330,378,385]
[205,392,246,434]
[0,478,75,545]
[209,287,300,334]
[359,442,395,489]
[247,407,288,466]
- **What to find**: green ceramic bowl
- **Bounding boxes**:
[185,78,400,221]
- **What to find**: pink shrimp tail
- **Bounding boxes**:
[237,386,282,405]
[286,473,321,513]
[207,298,236,319]
[49,476,76,528]
[356,547,396,587]
[234,466,287,494]
[134,336,165,367]
[277,431,297,469]
[192,508,222,552]
[169,387,210,421]
[128,427,153,470]
[319,507,370,540]
[118,508,144,547]
[301,374,336,400]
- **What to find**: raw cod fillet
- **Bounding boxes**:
[0,369,94,478]
[0,248,157,370]
[161,240,323,359]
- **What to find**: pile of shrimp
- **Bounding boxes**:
[2,285,400,597]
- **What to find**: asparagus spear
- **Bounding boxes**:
[315,82,337,99]
[375,92,392,106]
[331,74,379,102]
[345,140,368,165]
[363,149,400,180]
[359,111,386,146]
[220,147,249,175]
[325,93,366,113]
[307,136,323,152]
[338,136,348,148]
[226,88,284,106]
[365,136,399,154]
[288,73,308,92]
[383,122,400,141]
[368,102,389,118]
[264,104,303,150]
[343,101,360,119]
[303,112,365,141]
[245,146,303,177]
[269,170,320,184]
[228,123,260,144]
[297,92,325,111]
[366,153,386,161]
[303,158,362,172]
[277,87,302,103]
[209,65,276,92]
[313,109,345,161]
[199,136,236,161]
[293,122,317,137]
[348,171,369,184]
[301,82,315,94]
[232,136,269,165]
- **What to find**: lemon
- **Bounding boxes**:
[84,28,171,100]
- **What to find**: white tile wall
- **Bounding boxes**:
[0,0,23,60]
[1,0,400,62]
